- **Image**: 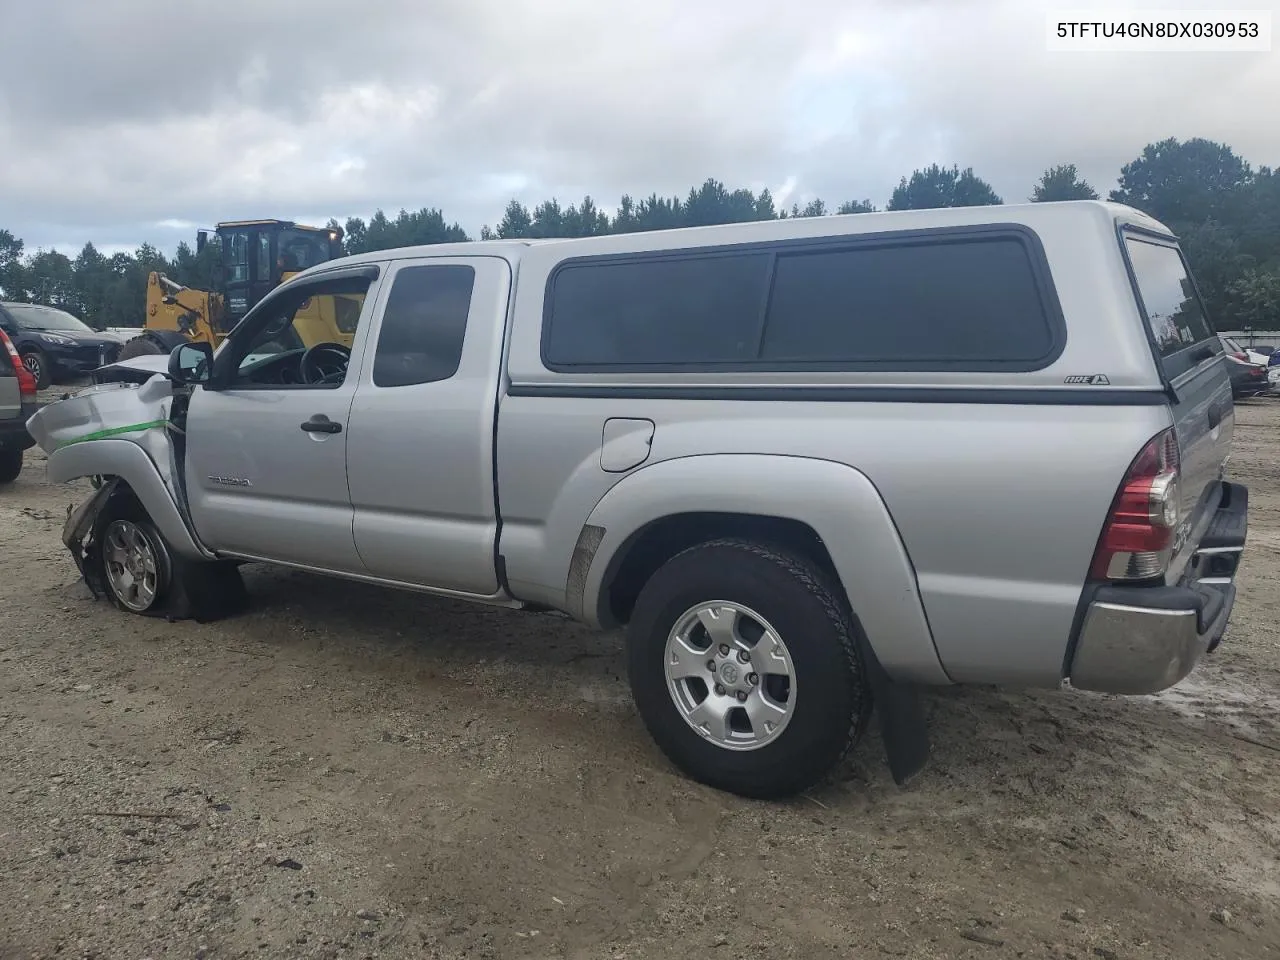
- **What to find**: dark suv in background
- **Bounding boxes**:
[0,302,123,389]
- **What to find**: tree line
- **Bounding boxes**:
[1,136,1277,332]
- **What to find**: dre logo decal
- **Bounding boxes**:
[1063,374,1111,385]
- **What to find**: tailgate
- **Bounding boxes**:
[1121,232,1234,568]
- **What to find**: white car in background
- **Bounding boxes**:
[1221,336,1272,367]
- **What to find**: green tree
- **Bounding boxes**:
[562,196,610,237]
[1109,137,1252,224]
[531,199,567,237]
[1231,166,1280,270]
[0,229,26,300]
[633,193,685,231]
[1031,163,1099,202]
[24,249,77,308]
[888,164,1002,210]
[836,199,876,214]
[342,216,368,254]
[493,199,534,239]
[611,195,640,234]
[343,208,469,254]
[1175,220,1252,326]
[1223,268,1280,332]
[71,242,112,326]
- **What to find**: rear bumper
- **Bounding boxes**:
[1069,481,1247,695]
[0,401,39,451]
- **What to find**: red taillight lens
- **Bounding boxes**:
[0,329,37,397]
[1089,428,1181,582]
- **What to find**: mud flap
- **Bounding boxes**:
[859,637,931,786]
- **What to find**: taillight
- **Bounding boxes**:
[1089,428,1181,582]
[0,329,37,397]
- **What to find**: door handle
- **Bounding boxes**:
[300,414,342,434]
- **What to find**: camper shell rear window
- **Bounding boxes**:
[1122,233,1219,380]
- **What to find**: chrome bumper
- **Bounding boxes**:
[1069,481,1247,696]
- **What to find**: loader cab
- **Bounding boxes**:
[202,220,344,325]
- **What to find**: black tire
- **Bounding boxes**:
[20,348,50,389]
[86,490,249,622]
[0,448,22,484]
[91,498,174,615]
[117,336,165,362]
[626,537,872,799]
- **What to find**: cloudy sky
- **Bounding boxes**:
[1,0,1276,256]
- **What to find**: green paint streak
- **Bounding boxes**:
[58,420,170,449]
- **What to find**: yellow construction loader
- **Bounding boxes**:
[117,219,358,360]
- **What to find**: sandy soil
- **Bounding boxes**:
[1,397,1279,960]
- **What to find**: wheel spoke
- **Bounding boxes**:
[744,690,788,737]
[695,605,740,649]
[667,637,709,681]
[687,697,731,742]
[752,629,792,677]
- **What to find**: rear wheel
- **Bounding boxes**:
[626,537,872,799]
[0,449,23,484]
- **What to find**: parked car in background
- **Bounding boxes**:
[1220,336,1270,399]
[0,328,38,483]
[1221,336,1271,368]
[0,302,123,389]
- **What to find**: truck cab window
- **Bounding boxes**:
[226,277,370,388]
[372,264,475,388]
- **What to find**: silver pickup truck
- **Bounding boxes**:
[26,200,1249,799]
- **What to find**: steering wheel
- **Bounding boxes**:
[299,342,351,385]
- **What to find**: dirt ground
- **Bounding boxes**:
[2,396,1279,960]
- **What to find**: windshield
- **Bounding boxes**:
[4,303,93,333]
[277,229,334,272]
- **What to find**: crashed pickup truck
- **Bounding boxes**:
[26,200,1249,799]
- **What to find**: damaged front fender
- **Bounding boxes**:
[62,476,122,599]
[29,374,214,563]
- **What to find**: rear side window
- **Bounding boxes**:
[372,264,475,387]
[544,253,771,366]
[762,239,1053,364]
[1124,236,1217,378]
[543,230,1060,370]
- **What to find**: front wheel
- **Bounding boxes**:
[20,349,50,389]
[626,538,872,799]
[95,509,173,614]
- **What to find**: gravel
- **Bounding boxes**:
[2,398,1279,958]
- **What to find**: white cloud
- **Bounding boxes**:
[0,0,1275,253]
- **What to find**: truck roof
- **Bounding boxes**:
[293,200,1171,279]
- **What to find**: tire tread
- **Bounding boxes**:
[628,536,872,798]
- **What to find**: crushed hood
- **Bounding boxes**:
[26,374,175,457]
